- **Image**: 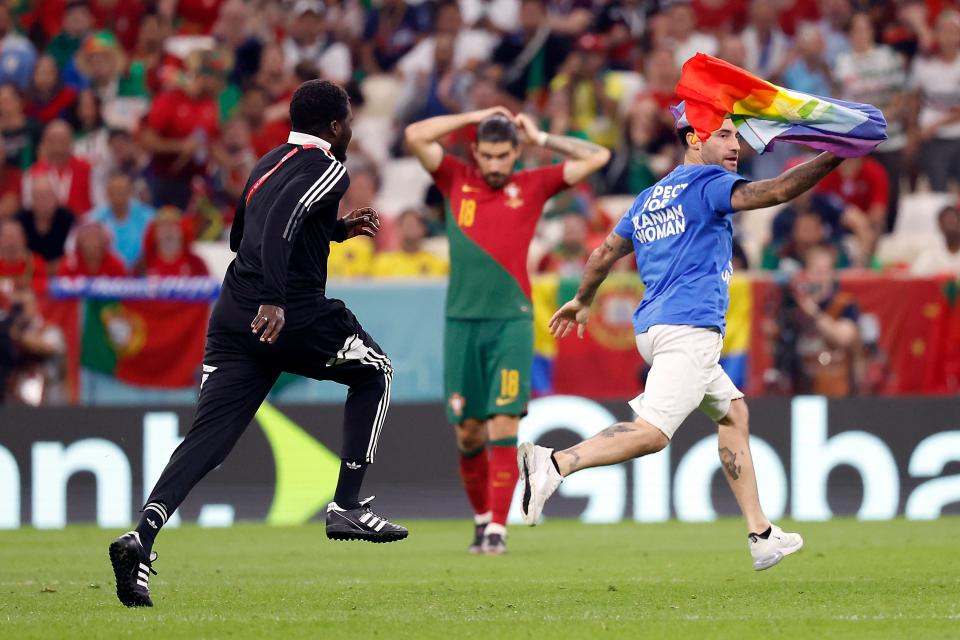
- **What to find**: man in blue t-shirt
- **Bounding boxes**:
[518,115,848,572]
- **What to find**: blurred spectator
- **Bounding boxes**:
[536,213,590,276]
[815,156,888,241]
[397,1,496,80]
[908,11,960,192]
[140,49,226,209]
[252,44,296,120]
[129,10,171,99]
[282,0,352,84]
[771,189,845,245]
[16,174,74,270]
[69,89,109,205]
[786,243,862,396]
[663,0,718,68]
[741,0,791,78]
[0,1,36,91]
[0,83,41,170]
[911,205,960,276]
[100,129,149,203]
[26,55,77,125]
[143,207,209,276]
[211,117,256,216]
[548,35,623,149]
[458,0,521,33]
[57,220,127,277]
[238,84,289,158]
[89,171,155,269]
[88,0,146,52]
[544,0,593,37]
[360,0,429,74]
[212,0,262,88]
[776,0,819,36]
[371,209,448,277]
[762,209,850,272]
[490,0,571,103]
[397,33,469,125]
[46,0,93,72]
[0,143,21,219]
[816,0,852,66]
[692,0,748,33]
[834,13,908,232]
[23,119,93,214]
[591,0,649,70]
[0,218,46,293]
[2,286,65,405]
[73,30,149,125]
[779,24,832,97]
[615,93,678,193]
[716,32,748,68]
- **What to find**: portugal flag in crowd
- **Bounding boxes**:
[80,299,208,388]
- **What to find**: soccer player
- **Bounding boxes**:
[405,108,610,554]
[519,114,846,570]
[108,80,407,608]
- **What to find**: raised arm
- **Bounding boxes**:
[403,107,513,172]
[515,113,612,185]
[549,231,634,338]
[730,151,845,211]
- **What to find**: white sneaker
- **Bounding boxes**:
[749,523,804,571]
[517,442,563,525]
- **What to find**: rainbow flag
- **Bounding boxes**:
[675,53,887,158]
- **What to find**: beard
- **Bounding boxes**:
[482,172,509,189]
[332,146,347,162]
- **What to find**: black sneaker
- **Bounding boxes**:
[468,522,486,554]
[109,532,157,607]
[325,496,408,543]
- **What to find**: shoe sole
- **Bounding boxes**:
[518,442,535,525]
[753,536,804,571]
[326,530,408,543]
[108,540,152,607]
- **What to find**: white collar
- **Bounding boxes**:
[287,131,332,150]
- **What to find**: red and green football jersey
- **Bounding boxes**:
[432,155,568,319]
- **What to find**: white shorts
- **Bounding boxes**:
[628,324,744,439]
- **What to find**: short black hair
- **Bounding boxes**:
[677,125,694,148]
[289,79,349,134]
[477,114,518,147]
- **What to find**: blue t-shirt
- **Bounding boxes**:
[614,164,746,335]
[91,200,156,269]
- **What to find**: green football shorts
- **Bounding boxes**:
[443,317,533,424]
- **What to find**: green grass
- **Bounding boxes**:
[1,519,958,639]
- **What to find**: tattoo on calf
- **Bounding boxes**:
[562,445,582,472]
[719,447,741,481]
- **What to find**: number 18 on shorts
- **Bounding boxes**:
[443,318,533,423]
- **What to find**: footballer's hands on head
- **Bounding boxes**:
[473,106,513,123]
[549,298,591,339]
[251,304,285,344]
[343,207,381,239]
[514,113,542,146]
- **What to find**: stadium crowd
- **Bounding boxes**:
[1,0,960,403]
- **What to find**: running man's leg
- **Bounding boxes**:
[702,370,803,570]
[139,351,279,552]
[455,418,490,526]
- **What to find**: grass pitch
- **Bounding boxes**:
[1,518,957,639]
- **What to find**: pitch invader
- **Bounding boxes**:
[521,110,850,570]
[406,108,610,554]
[109,81,407,607]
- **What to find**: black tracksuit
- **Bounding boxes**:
[144,136,392,517]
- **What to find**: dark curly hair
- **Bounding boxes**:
[476,114,518,147]
[289,79,350,135]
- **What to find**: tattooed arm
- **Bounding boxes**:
[730,151,845,211]
[515,113,611,185]
[549,231,634,338]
